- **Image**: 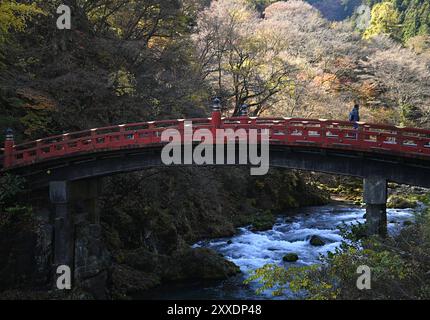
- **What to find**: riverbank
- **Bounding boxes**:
[135,203,416,300]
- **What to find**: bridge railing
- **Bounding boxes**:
[3,116,430,169]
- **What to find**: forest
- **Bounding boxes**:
[1,0,430,300]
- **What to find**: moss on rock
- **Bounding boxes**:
[283,253,299,262]
[250,210,276,231]
[310,235,325,246]
[387,195,418,209]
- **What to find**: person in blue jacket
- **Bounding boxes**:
[349,103,360,129]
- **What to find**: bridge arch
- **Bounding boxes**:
[6,143,430,188]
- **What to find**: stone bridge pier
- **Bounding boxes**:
[49,179,109,296]
[50,181,74,272]
[363,177,388,236]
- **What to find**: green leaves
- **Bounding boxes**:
[246,263,337,299]
[0,173,25,209]
[244,217,428,299]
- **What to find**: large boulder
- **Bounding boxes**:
[250,211,276,231]
[309,235,325,246]
[403,220,413,226]
[387,195,417,209]
[283,253,299,262]
[74,224,111,299]
[162,248,240,281]
[111,264,161,298]
[122,248,160,274]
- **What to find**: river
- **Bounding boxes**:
[138,203,415,300]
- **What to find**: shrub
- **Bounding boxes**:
[246,210,430,299]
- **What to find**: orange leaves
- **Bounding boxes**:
[357,80,380,100]
[16,88,57,111]
[312,73,341,92]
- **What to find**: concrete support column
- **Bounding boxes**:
[49,178,103,289]
[50,181,74,271]
[363,177,387,236]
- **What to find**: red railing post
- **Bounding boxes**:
[319,119,327,147]
[395,126,404,153]
[177,120,185,144]
[211,98,222,129]
[90,129,97,150]
[211,98,222,143]
[3,128,14,168]
[357,122,364,145]
[119,125,125,144]
[239,103,249,124]
[283,117,291,143]
[36,139,43,160]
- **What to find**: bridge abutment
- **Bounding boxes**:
[363,177,387,236]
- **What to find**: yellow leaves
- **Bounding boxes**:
[14,88,56,138]
[109,69,136,97]
[363,1,400,40]
[227,0,255,23]
[0,0,44,44]
[20,112,52,137]
[147,36,170,49]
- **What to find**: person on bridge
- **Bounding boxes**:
[349,103,360,129]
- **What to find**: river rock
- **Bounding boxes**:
[123,248,160,273]
[309,235,325,246]
[387,195,417,209]
[283,253,299,262]
[111,264,161,297]
[163,248,240,281]
[250,211,276,231]
[74,224,112,299]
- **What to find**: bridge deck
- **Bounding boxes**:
[2,117,430,170]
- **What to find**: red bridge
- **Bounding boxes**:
[3,106,430,274]
[3,112,430,170]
